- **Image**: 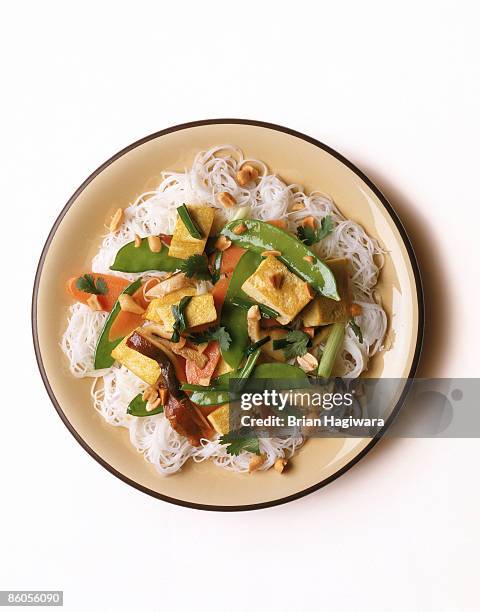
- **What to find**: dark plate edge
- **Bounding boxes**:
[31,118,425,512]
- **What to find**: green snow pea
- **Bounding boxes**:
[220,250,262,368]
[110,238,183,273]
[220,219,339,300]
[127,393,164,417]
[93,278,142,369]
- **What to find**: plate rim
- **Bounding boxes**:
[31,118,425,512]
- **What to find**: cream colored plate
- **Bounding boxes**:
[32,120,423,511]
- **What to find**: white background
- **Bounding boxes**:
[1,1,479,611]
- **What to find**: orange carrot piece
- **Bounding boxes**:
[211,278,230,316]
[109,287,148,342]
[185,342,221,385]
[220,245,245,275]
[66,273,129,312]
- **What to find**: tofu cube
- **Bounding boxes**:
[207,404,230,435]
[301,258,351,326]
[168,205,215,260]
[111,336,160,385]
[241,256,312,325]
[144,287,217,331]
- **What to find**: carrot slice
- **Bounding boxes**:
[185,342,221,385]
[211,278,230,316]
[220,245,245,275]
[109,287,149,342]
[66,273,129,311]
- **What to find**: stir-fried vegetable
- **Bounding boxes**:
[220,250,262,368]
[188,326,231,352]
[127,393,164,417]
[177,204,203,238]
[180,254,211,280]
[296,215,333,246]
[220,219,339,300]
[110,238,183,273]
[230,296,279,319]
[94,279,142,369]
[317,322,345,378]
[66,273,129,311]
[272,330,310,359]
[182,362,307,406]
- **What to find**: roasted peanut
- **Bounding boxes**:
[274,458,287,473]
[236,164,259,186]
[147,235,162,253]
[217,192,236,208]
[214,235,232,251]
[248,453,266,473]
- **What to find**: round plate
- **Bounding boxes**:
[32,119,424,511]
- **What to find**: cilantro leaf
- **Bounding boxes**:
[349,319,363,344]
[272,330,310,359]
[317,215,333,240]
[171,296,192,342]
[296,215,333,246]
[188,326,232,352]
[75,274,109,295]
[219,429,260,456]
[180,254,212,280]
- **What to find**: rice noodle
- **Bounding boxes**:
[62,144,388,475]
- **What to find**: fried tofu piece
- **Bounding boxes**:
[301,258,351,326]
[207,404,230,435]
[212,357,234,377]
[111,336,160,385]
[168,205,215,260]
[241,256,312,325]
[144,287,217,331]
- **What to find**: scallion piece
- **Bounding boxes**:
[231,297,279,319]
[245,335,271,355]
[177,204,202,239]
[317,322,345,378]
[272,338,290,350]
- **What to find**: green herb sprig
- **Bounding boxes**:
[297,215,333,246]
[180,254,212,280]
[75,274,108,295]
[188,326,232,352]
[272,330,310,359]
[219,429,260,456]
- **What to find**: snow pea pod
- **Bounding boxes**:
[110,238,183,273]
[93,279,142,369]
[220,219,339,300]
[127,393,164,417]
[220,250,262,368]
